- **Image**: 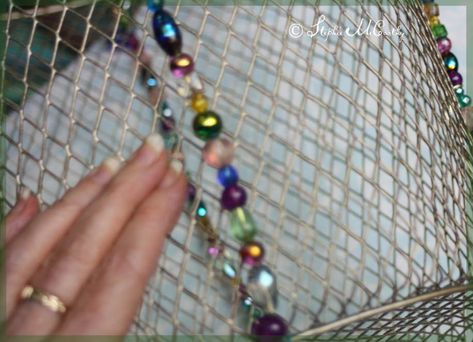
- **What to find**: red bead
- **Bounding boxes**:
[240,241,265,265]
[170,53,194,78]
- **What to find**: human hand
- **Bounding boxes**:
[5,134,187,335]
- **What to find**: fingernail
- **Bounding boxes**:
[134,134,165,165]
[93,157,122,184]
[19,187,31,201]
[13,186,32,214]
[160,159,184,188]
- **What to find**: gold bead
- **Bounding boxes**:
[191,92,209,113]
[429,16,440,28]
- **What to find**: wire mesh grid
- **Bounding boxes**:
[2,0,473,337]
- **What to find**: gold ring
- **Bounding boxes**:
[21,285,67,314]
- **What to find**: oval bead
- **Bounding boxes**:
[240,241,265,266]
[218,165,239,187]
[170,53,194,78]
[152,10,182,56]
[230,207,257,242]
[443,53,458,72]
[191,92,209,112]
[222,260,237,279]
[436,37,451,56]
[221,184,247,210]
[192,111,223,140]
[448,70,463,87]
[247,265,278,310]
[203,138,235,168]
[251,314,288,339]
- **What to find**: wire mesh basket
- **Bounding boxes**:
[2,0,473,338]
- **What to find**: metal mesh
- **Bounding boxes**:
[2,0,473,337]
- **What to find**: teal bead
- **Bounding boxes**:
[459,94,472,108]
[455,87,465,96]
[431,23,448,39]
[192,111,223,141]
[196,200,207,217]
[147,0,164,11]
[163,132,178,151]
[230,207,257,242]
[222,260,237,279]
[443,53,458,72]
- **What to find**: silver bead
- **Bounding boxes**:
[247,265,278,312]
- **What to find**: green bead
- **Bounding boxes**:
[431,23,448,39]
[230,207,257,242]
[459,94,472,108]
[192,111,222,141]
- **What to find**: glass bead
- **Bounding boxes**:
[147,0,164,11]
[241,295,253,309]
[221,184,247,211]
[448,70,463,87]
[208,243,223,257]
[247,265,278,310]
[428,16,440,28]
[436,37,451,56]
[196,200,207,217]
[455,86,465,96]
[159,116,175,133]
[230,207,257,242]
[218,165,239,187]
[187,72,204,92]
[152,10,182,56]
[431,23,447,39]
[459,95,472,108]
[222,260,237,279]
[240,241,265,266]
[203,138,235,168]
[187,183,196,203]
[251,314,288,339]
[192,111,223,140]
[191,92,209,113]
[423,3,439,18]
[163,132,178,151]
[141,67,158,89]
[170,53,194,78]
[443,53,458,72]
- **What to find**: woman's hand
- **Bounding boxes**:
[5,134,187,335]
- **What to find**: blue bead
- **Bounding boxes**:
[152,10,182,56]
[147,0,164,11]
[218,165,239,187]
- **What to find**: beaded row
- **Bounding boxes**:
[422,0,471,109]
[145,0,289,338]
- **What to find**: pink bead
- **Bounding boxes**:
[203,138,235,168]
[208,244,223,257]
[170,53,194,78]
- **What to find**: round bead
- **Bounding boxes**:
[191,92,209,112]
[240,241,265,266]
[459,95,472,108]
[436,37,452,56]
[196,200,207,217]
[230,207,257,242]
[428,16,440,28]
[251,314,288,339]
[455,87,465,96]
[160,116,175,133]
[431,23,447,39]
[221,185,247,210]
[192,111,223,141]
[423,3,439,18]
[203,138,235,168]
[170,53,194,78]
[218,165,239,187]
[147,0,164,11]
[443,53,458,72]
[208,244,223,257]
[152,10,182,56]
[448,70,463,87]
[247,265,278,309]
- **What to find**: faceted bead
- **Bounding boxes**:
[218,165,239,187]
[240,241,265,266]
[221,185,247,211]
[192,111,223,140]
[191,92,209,113]
[230,207,257,242]
[241,294,254,309]
[196,200,207,217]
[160,116,175,133]
[436,37,452,56]
[423,3,439,18]
[459,95,472,108]
[152,10,182,56]
[443,53,458,72]
[247,265,278,310]
[431,23,447,39]
[455,86,465,96]
[251,314,288,340]
[147,0,164,11]
[159,101,173,118]
[170,53,194,78]
[448,70,463,87]
[203,138,235,168]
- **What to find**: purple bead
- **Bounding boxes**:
[437,37,452,56]
[208,244,223,257]
[251,314,288,340]
[160,116,176,133]
[221,185,247,210]
[170,53,194,78]
[448,70,463,87]
[187,183,196,202]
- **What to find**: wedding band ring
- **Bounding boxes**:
[21,285,67,314]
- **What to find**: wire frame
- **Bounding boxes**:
[2,0,473,337]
